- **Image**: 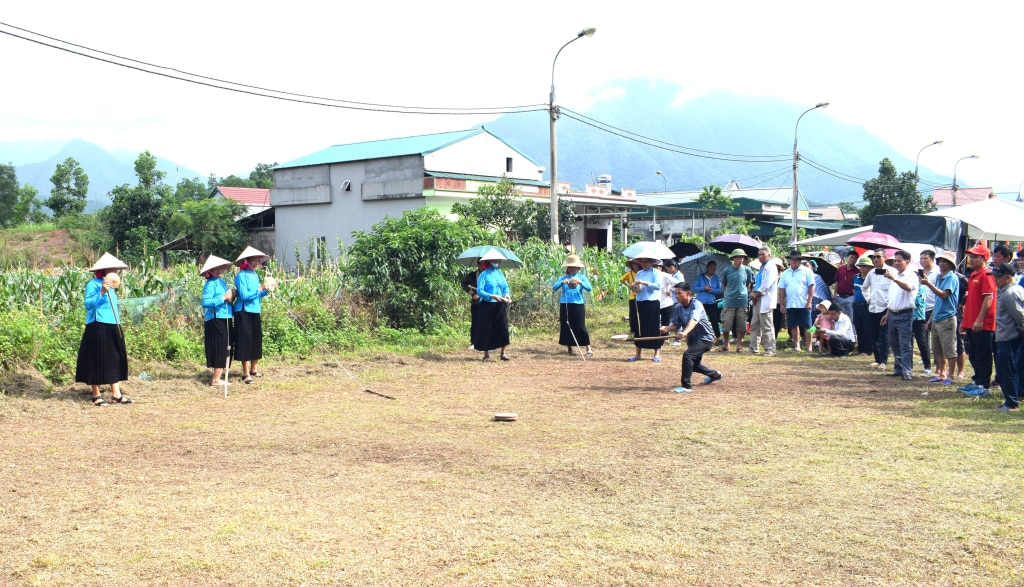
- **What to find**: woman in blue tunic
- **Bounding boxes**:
[75,252,132,406]
[628,255,664,363]
[475,249,512,361]
[553,254,593,356]
[233,246,270,384]
[200,255,235,386]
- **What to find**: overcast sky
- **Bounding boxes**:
[3,1,1021,196]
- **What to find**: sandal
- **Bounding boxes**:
[626,356,639,362]
[111,394,133,404]
[652,357,662,363]
[500,354,510,361]
[243,377,254,384]
[211,381,232,387]
[92,396,108,407]
[249,371,263,378]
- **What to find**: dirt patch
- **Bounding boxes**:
[0,369,53,397]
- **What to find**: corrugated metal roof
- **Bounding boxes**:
[425,171,549,188]
[635,186,810,211]
[214,186,271,206]
[275,129,486,169]
[929,187,994,207]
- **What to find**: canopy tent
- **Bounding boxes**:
[926,198,1024,241]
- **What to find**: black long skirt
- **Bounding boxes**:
[233,311,263,361]
[204,318,233,368]
[469,302,479,347]
[75,321,128,385]
[559,303,590,346]
[635,300,664,350]
[475,302,510,351]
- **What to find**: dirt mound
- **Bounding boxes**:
[0,369,53,396]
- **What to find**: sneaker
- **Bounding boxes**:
[876,364,887,371]
[868,362,880,367]
[703,373,723,385]
[902,374,913,381]
[764,351,775,357]
[923,369,933,376]
[673,386,693,394]
[670,341,681,346]
[996,404,1019,412]
[963,387,991,397]
[958,383,980,392]
[751,349,760,354]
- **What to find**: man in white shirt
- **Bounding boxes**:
[861,249,893,370]
[823,306,856,357]
[880,250,920,380]
[749,247,779,356]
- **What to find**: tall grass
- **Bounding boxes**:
[0,243,634,384]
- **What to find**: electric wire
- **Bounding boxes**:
[0,21,547,115]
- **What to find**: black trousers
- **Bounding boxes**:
[912,309,932,370]
[966,329,994,388]
[867,311,890,364]
[853,302,871,354]
[829,337,855,357]
[681,338,718,388]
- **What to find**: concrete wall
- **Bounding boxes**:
[271,155,426,268]
[424,133,543,181]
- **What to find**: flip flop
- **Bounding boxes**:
[626,356,639,362]
[926,376,943,383]
[652,357,662,363]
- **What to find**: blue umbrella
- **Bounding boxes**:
[456,245,523,268]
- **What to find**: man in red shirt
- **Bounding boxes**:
[959,243,997,393]
[833,250,859,320]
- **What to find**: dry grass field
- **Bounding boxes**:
[2,328,1023,586]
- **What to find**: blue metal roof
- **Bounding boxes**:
[275,129,486,170]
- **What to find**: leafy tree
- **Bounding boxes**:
[0,163,18,228]
[101,151,175,260]
[766,226,808,255]
[218,175,256,188]
[13,183,49,225]
[860,158,936,225]
[166,197,249,260]
[451,176,575,244]
[174,177,211,205]
[697,184,738,212]
[249,162,277,188]
[712,216,758,238]
[347,207,489,330]
[45,157,89,218]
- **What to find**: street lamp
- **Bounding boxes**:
[549,27,597,245]
[1017,179,1024,203]
[656,170,667,193]
[791,102,828,246]
[952,155,979,207]
[914,140,943,193]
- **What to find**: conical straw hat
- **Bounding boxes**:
[199,254,233,275]
[89,252,128,272]
[235,246,268,264]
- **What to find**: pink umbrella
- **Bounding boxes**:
[847,231,900,249]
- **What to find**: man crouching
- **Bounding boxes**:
[661,282,722,393]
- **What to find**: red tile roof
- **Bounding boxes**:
[929,187,994,208]
[215,186,271,206]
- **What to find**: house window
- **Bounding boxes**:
[506,157,513,173]
[316,236,327,261]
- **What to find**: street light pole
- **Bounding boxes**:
[656,170,667,193]
[952,155,979,207]
[792,102,828,246]
[914,140,943,193]
[1017,179,1024,203]
[652,170,667,241]
[549,27,596,245]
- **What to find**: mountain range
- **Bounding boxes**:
[1,139,203,212]
[3,82,954,211]
[483,80,953,205]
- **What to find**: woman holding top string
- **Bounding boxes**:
[200,255,235,387]
[233,246,271,384]
[553,253,593,356]
[475,248,512,361]
[75,252,132,406]
[628,254,664,363]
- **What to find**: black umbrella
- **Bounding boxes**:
[669,242,702,259]
[804,255,837,286]
[709,234,762,257]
